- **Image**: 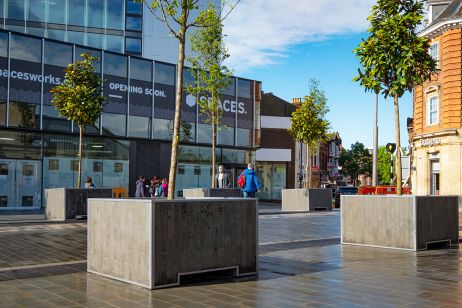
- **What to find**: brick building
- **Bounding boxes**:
[411,0,462,195]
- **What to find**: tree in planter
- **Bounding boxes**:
[288,79,330,189]
[378,145,392,184]
[141,0,240,199]
[186,6,232,188]
[338,142,372,186]
[353,0,437,194]
[50,53,104,188]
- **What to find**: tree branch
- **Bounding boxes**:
[141,0,180,39]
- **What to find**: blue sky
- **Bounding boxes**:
[223,0,413,149]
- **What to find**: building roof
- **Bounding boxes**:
[430,0,462,26]
[260,92,296,117]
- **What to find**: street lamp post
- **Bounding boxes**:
[372,93,378,186]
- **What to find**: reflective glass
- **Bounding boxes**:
[67,31,85,46]
[155,63,175,86]
[107,0,124,30]
[236,128,252,147]
[44,41,72,66]
[106,35,124,53]
[126,0,142,15]
[26,27,45,37]
[0,32,7,57]
[75,47,101,73]
[102,113,126,137]
[8,102,40,129]
[125,37,141,54]
[128,115,150,138]
[222,78,235,96]
[88,0,104,28]
[222,149,246,164]
[218,126,234,146]
[183,69,194,88]
[0,131,41,160]
[48,0,65,24]
[130,58,152,82]
[7,0,24,20]
[28,0,46,22]
[104,53,127,77]
[0,0,3,18]
[10,34,41,62]
[197,124,212,144]
[68,0,85,26]
[42,105,71,132]
[238,79,251,99]
[47,29,65,41]
[153,118,171,140]
[73,119,100,134]
[0,32,6,126]
[87,33,103,50]
[5,24,25,33]
[126,16,142,31]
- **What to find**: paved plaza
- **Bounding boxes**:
[0,209,461,307]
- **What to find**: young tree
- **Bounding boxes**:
[142,0,239,199]
[338,142,372,186]
[378,145,392,184]
[186,6,232,188]
[288,80,330,189]
[353,0,437,195]
[50,53,104,188]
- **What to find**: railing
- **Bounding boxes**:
[358,186,411,195]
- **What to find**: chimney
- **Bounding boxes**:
[292,98,302,107]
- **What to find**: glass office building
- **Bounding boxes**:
[0,29,261,210]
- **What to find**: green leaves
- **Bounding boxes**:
[353,0,437,98]
[338,142,372,183]
[288,79,330,151]
[50,53,105,128]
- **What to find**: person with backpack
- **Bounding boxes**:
[135,176,146,198]
[238,163,262,198]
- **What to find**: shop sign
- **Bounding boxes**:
[420,137,441,147]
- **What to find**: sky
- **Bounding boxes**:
[223,0,414,150]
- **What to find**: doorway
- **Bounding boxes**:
[0,159,42,209]
[430,159,440,196]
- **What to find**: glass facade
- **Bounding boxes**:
[256,162,287,200]
[0,0,140,54]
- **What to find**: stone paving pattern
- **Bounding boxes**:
[0,211,462,307]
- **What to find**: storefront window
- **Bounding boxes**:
[218,126,234,146]
[128,115,150,138]
[102,113,126,137]
[153,118,171,140]
[256,162,287,200]
[42,105,71,132]
[197,124,212,144]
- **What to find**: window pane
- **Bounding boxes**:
[126,16,142,31]
[0,0,3,18]
[126,0,142,15]
[47,29,66,41]
[107,0,124,30]
[155,63,175,86]
[10,34,41,62]
[8,102,40,129]
[42,105,71,132]
[218,126,234,146]
[87,33,103,50]
[0,32,7,57]
[88,0,104,28]
[130,58,152,82]
[75,47,102,73]
[28,0,45,22]
[237,79,251,99]
[67,31,85,46]
[104,53,127,77]
[0,32,6,126]
[128,115,150,138]
[102,113,126,136]
[48,0,66,24]
[69,0,85,26]
[222,78,235,96]
[7,0,24,20]
[106,35,124,53]
[153,118,172,140]
[197,124,212,144]
[125,37,141,54]
[236,128,252,147]
[27,27,45,37]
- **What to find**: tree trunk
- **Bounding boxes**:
[211,115,217,188]
[77,126,83,188]
[394,94,402,195]
[306,144,311,189]
[168,29,187,200]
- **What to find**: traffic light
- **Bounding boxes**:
[386,143,396,154]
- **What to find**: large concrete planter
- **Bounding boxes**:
[282,189,332,211]
[45,188,112,221]
[341,195,459,251]
[183,188,241,198]
[87,198,258,289]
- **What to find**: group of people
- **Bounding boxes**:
[135,176,168,198]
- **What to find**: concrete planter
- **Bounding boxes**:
[282,189,332,211]
[87,198,258,289]
[183,188,241,198]
[45,188,112,221]
[341,195,459,251]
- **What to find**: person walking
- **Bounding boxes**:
[161,178,168,197]
[239,163,262,198]
[215,165,231,188]
[135,176,146,198]
[149,176,161,198]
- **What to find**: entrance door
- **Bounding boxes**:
[430,160,440,196]
[0,159,42,209]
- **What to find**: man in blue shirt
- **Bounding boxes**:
[240,163,262,198]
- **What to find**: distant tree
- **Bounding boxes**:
[288,79,330,189]
[338,142,372,186]
[378,145,392,185]
[353,0,437,194]
[141,0,240,199]
[50,53,104,188]
[186,6,232,188]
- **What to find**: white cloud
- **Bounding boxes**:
[223,0,375,72]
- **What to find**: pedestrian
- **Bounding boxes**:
[135,176,146,198]
[84,176,94,188]
[149,176,161,197]
[215,165,231,188]
[239,163,262,198]
[161,178,168,197]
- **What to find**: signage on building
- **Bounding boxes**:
[420,137,441,147]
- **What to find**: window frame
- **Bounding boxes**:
[427,93,439,126]
[430,42,439,68]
